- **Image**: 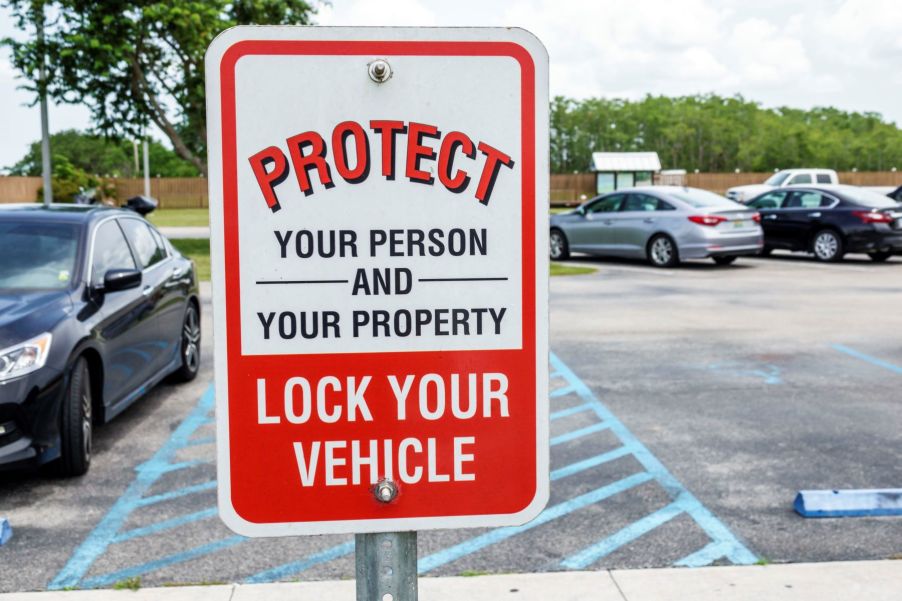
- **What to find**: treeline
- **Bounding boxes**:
[551,94,902,174]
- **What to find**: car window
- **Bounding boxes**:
[149,225,169,258]
[586,195,623,214]
[620,194,658,212]
[816,173,832,184]
[789,173,812,185]
[748,192,787,210]
[764,171,791,186]
[0,221,80,291]
[784,192,822,209]
[656,199,676,211]
[91,220,137,286]
[120,218,166,269]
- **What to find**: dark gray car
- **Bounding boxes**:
[550,186,764,267]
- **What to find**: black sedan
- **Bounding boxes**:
[746,185,902,262]
[0,204,200,476]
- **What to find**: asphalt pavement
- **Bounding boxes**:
[1,252,901,592]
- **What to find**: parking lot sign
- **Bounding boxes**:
[206,27,549,536]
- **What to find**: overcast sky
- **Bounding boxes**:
[2,0,901,170]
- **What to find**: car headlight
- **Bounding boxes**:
[0,333,53,382]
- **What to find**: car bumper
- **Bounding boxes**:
[0,368,66,471]
[679,231,765,259]
[846,229,902,254]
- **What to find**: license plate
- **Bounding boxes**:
[733,220,746,228]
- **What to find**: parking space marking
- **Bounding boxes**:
[50,354,755,589]
[832,344,902,375]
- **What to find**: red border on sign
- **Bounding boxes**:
[218,40,537,524]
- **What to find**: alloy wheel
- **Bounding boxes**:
[651,237,673,265]
[550,232,564,259]
[81,373,92,464]
[182,306,201,373]
[814,231,838,260]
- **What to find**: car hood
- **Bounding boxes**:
[0,290,72,349]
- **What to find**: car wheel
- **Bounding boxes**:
[647,235,679,267]
[868,251,892,263]
[713,256,737,266]
[550,229,570,260]
[812,229,844,262]
[760,246,773,257]
[173,303,201,382]
[57,357,92,477]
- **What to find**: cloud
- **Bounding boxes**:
[317,0,438,26]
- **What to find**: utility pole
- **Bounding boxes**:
[142,138,150,197]
[36,0,52,206]
[133,140,139,176]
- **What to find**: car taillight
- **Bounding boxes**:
[752,213,761,223]
[688,214,728,226]
[852,210,893,224]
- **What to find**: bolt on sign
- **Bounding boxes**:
[206,27,549,536]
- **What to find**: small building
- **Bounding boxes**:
[590,152,662,194]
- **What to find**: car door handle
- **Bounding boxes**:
[809,212,821,218]
[603,220,614,225]
[764,214,778,220]
[643,218,655,224]
[171,266,185,278]
[142,285,153,296]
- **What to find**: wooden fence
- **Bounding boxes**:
[3,171,901,207]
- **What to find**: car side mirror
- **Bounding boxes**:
[103,268,142,293]
[576,206,586,216]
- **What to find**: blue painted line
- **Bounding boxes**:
[832,344,902,375]
[550,402,594,420]
[80,536,245,589]
[244,540,356,584]
[550,422,610,446]
[186,436,216,447]
[134,481,217,508]
[135,459,208,476]
[0,517,11,546]
[549,353,757,566]
[561,501,684,568]
[49,384,216,590]
[418,472,653,573]
[550,446,634,481]
[550,385,576,398]
[675,541,730,567]
[113,508,218,543]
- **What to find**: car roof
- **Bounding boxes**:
[0,203,134,224]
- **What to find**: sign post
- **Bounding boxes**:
[205,27,548,598]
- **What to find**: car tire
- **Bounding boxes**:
[713,256,737,266]
[868,251,892,263]
[57,357,92,477]
[550,229,570,260]
[760,246,773,257]
[811,229,844,262]
[647,234,680,267]
[173,302,201,382]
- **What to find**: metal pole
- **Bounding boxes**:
[355,531,417,601]
[133,140,139,176]
[142,139,150,197]
[36,1,52,206]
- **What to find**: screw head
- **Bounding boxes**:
[368,59,392,84]
[374,479,398,503]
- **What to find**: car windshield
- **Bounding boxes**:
[765,171,791,186]
[0,220,80,290]
[669,188,740,209]
[839,187,900,208]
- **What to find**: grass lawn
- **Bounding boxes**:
[551,262,596,276]
[171,239,210,281]
[148,208,210,228]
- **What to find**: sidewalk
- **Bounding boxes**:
[2,561,899,600]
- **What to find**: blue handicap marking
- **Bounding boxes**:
[706,361,782,385]
[51,353,757,589]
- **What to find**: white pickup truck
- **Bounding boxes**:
[726,169,839,203]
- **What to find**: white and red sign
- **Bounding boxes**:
[206,27,549,536]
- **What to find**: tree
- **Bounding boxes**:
[3,0,317,176]
[6,129,199,177]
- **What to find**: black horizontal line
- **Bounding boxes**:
[255,280,349,285]
[418,277,509,282]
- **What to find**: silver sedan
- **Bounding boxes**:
[550,186,764,267]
